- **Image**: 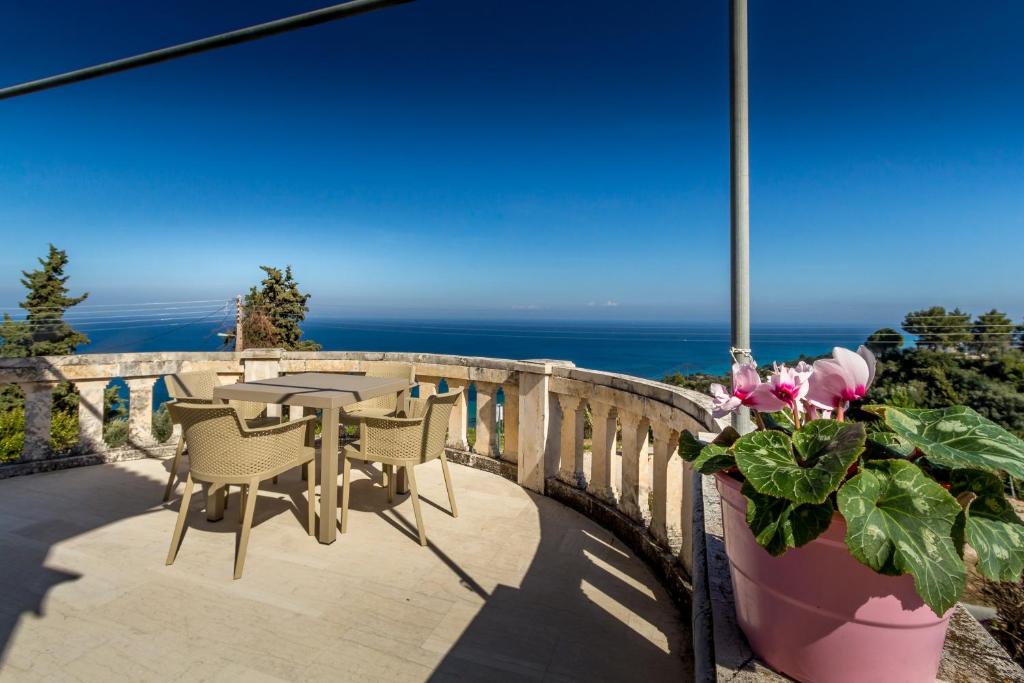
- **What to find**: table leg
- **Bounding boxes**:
[206,483,226,521]
[319,407,339,543]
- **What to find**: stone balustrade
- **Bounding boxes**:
[0,348,715,641]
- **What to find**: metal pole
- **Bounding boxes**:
[235,295,245,352]
[730,0,753,434]
[0,0,412,101]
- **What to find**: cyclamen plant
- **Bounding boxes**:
[682,345,1024,616]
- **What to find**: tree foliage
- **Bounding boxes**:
[0,244,89,358]
[971,309,1016,354]
[229,266,320,351]
[865,327,903,356]
[902,306,972,351]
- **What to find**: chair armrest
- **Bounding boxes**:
[241,414,317,449]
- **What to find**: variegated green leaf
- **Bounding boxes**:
[678,431,705,462]
[837,460,965,616]
[865,405,1024,480]
[792,419,867,467]
[742,481,834,556]
[734,422,864,504]
[693,443,735,474]
[865,430,916,459]
[951,469,1024,583]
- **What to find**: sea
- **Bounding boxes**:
[82,318,881,414]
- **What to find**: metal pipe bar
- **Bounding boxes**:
[0,0,412,101]
[730,0,753,433]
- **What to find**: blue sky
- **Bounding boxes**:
[0,1,1021,323]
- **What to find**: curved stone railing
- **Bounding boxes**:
[0,348,714,563]
[0,349,717,672]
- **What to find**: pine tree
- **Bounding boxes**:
[902,306,972,351]
[0,244,89,358]
[0,245,90,419]
[865,327,904,356]
[971,309,1015,354]
[230,266,320,351]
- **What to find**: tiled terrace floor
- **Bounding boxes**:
[0,457,689,682]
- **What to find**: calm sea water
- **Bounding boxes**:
[85,317,880,385]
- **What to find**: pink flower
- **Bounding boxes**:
[710,363,760,418]
[764,362,813,409]
[807,346,877,411]
[710,362,791,417]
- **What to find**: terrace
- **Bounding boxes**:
[0,350,1019,682]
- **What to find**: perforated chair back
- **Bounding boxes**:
[421,390,462,461]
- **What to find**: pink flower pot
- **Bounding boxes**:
[715,473,953,683]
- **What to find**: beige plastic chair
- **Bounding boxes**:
[341,389,462,546]
[162,371,279,501]
[339,364,416,427]
[165,402,317,579]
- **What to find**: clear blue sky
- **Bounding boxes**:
[0,1,1021,323]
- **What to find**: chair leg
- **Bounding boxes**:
[382,463,392,489]
[166,474,195,566]
[405,466,427,546]
[163,436,186,502]
[237,485,245,524]
[234,479,259,580]
[305,460,316,536]
[439,453,458,518]
[387,465,397,503]
[272,475,278,485]
[340,457,352,534]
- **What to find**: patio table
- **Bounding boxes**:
[210,372,410,544]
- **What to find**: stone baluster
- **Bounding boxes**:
[500,384,518,463]
[445,379,469,450]
[515,361,554,493]
[650,422,683,553]
[618,411,651,523]
[587,401,617,503]
[242,349,283,418]
[74,380,107,454]
[19,381,55,461]
[473,382,499,457]
[126,377,158,449]
[417,377,438,399]
[556,394,586,488]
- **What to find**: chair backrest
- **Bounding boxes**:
[420,389,462,460]
[360,363,415,412]
[165,371,218,401]
[166,402,246,479]
[165,371,266,422]
[166,402,296,481]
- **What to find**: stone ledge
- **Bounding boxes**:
[444,448,517,481]
[0,443,178,480]
[700,474,1024,683]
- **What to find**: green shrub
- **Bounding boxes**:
[105,418,128,448]
[50,409,78,453]
[0,407,25,462]
[152,403,173,443]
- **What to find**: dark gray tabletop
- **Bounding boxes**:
[212,372,409,409]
